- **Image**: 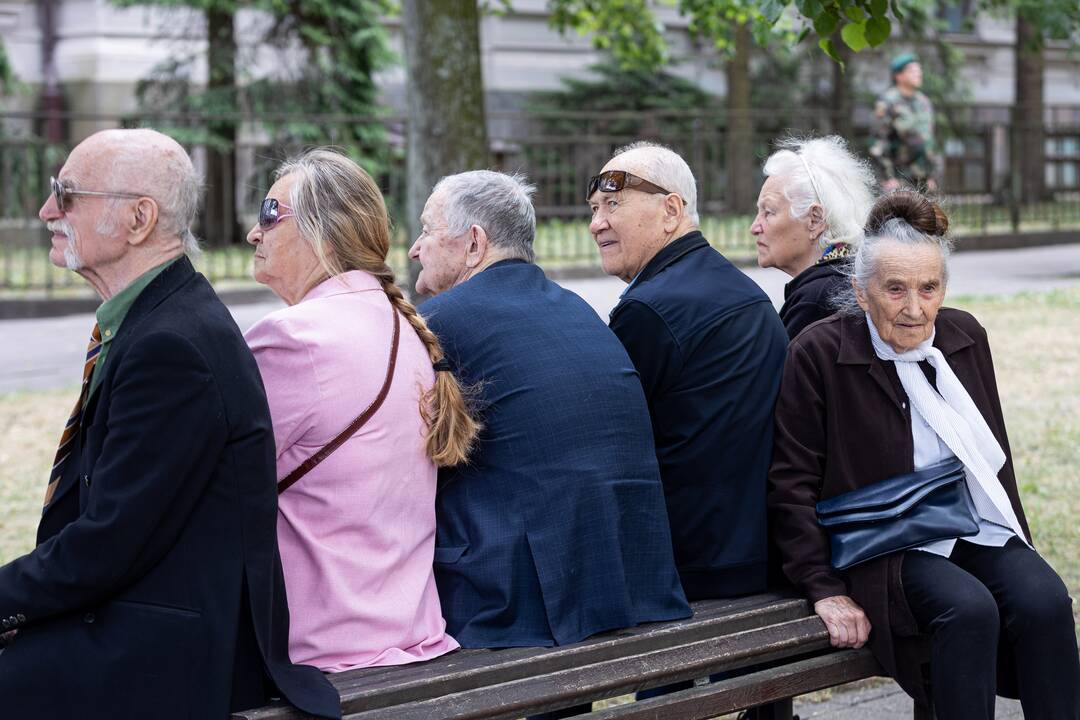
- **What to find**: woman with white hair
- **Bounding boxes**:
[751,136,877,338]
[769,191,1079,718]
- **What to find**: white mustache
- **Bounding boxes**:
[47,220,74,239]
[46,219,82,270]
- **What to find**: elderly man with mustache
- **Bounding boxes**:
[0,129,339,720]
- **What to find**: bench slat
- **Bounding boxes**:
[233,595,810,720]
[339,616,835,720]
[586,649,883,720]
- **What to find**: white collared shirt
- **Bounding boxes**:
[910,400,1015,557]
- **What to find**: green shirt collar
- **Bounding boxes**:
[94,257,180,344]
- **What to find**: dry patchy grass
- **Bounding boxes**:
[0,387,74,561]
[950,288,1080,627]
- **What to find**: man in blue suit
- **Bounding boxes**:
[408,170,690,654]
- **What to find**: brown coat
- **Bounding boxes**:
[768,308,1032,702]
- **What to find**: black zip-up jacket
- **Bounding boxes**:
[609,232,788,600]
[779,258,849,340]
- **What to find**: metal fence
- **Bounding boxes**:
[3,107,1080,294]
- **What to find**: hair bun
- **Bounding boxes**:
[866,190,948,237]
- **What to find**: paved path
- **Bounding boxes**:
[793,679,1022,718]
[3,242,1079,395]
[568,240,1080,320]
[0,298,287,394]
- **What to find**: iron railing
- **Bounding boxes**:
[2,107,1079,294]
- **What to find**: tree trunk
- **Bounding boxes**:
[202,7,238,246]
[725,22,753,215]
[36,0,67,145]
[402,0,489,298]
[1014,10,1045,204]
[831,42,854,141]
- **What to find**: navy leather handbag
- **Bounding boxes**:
[816,457,979,570]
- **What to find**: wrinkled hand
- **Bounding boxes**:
[814,595,871,649]
[0,629,16,647]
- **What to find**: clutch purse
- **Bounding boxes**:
[815,457,979,570]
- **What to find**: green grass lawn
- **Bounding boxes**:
[0,289,1077,636]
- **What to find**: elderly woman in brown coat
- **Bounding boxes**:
[768,191,1079,718]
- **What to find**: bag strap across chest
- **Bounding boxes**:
[277,308,401,494]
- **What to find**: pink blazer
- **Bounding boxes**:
[245,271,458,672]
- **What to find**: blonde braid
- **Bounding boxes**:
[274,147,478,466]
[375,270,479,467]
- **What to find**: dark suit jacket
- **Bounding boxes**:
[609,232,789,600]
[421,259,690,648]
[0,258,340,719]
[768,308,1031,703]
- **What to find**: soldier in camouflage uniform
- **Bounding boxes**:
[869,53,944,191]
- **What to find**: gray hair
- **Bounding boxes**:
[762,136,876,250]
[612,141,699,225]
[834,216,954,315]
[94,129,202,255]
[432,170,537,262]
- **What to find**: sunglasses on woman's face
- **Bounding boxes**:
[258,198,296,230]
[585,170,680,202]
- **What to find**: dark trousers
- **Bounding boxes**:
[902,537,1080,720]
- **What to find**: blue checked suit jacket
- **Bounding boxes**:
[421,260,690,648]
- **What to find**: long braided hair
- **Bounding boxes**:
[277,148,478,467]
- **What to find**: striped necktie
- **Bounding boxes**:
[44,324,102,507]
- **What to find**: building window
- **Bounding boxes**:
[939,1,976,35]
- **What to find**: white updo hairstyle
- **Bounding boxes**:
[761,135,877,249]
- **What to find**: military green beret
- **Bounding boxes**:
[890,52,918,75]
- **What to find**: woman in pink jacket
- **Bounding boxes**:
[243,149,478,672]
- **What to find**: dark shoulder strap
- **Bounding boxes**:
[278,308,401,495]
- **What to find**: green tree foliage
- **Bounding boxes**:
[547,0,903,69]
[248,0,396,148]
[0,43,14,95]
[547,0,1080,72]
[981,0,1080,45]
[528,60,719,135]
[111,0,396,243]
[113,0,395,153]
[531,51,815,135]
[548,0,672,68]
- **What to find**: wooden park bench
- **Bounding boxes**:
[234,591,922,720]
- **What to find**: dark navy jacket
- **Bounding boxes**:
[609,232,788,601]
[0,258,339,719]
[421,260,690,648]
